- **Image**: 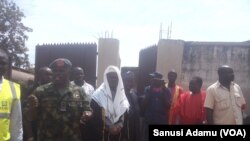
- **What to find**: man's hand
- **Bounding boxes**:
[28,95,39,108]
[109,124,122,135]
[27,137,34,141]
[80,111,92,124]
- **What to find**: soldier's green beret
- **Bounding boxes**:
[49,58,72,70]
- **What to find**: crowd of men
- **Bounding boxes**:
[0,48,248,141]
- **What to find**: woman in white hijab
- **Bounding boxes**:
[84,65,129,141]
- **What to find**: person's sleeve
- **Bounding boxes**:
[204,87,214,109]
[90,85,95,95]
[142,87,151,107]
[179,87,184,95]
[166,88,172,106]
[133,93,141,115]
[88,100,105,141]
[121,112,129,141]
[10,99,23,141]
[172,93,183,124]
[144,87,149,97]
[200,91,207,123]
[237,85,246,110]
[23,88,41,140]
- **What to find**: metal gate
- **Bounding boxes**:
[35,43,97,88]
[137,45,157,95]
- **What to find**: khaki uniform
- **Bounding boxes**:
[205,81,246,125]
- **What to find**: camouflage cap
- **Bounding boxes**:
[49,58,72,70]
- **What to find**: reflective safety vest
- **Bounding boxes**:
[0,79,20,141]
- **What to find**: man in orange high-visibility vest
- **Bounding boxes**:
[0,49,22,141]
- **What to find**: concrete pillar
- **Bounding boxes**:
[156,39,184,84]
[97,38,120,87]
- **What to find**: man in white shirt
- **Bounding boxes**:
[0,48,22,141]
[204,65,246,125]
[71,67,94,96]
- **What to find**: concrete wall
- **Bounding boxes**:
[97,38,120,87]
[156,39,184,84]
[181,41,250,115]
[156,39,250,115]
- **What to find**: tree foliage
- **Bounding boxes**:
[0,0,32,69]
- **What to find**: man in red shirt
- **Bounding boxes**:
[173,76,206,124]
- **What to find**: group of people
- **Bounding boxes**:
[0,47,248,141]
[144,67,246,126]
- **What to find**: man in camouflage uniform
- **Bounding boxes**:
[25,58,92,141]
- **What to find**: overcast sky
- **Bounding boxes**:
[15,0,250,67]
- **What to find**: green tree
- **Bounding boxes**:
[0,0,32,69]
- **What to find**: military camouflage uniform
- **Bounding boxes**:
[32,82,91,141]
